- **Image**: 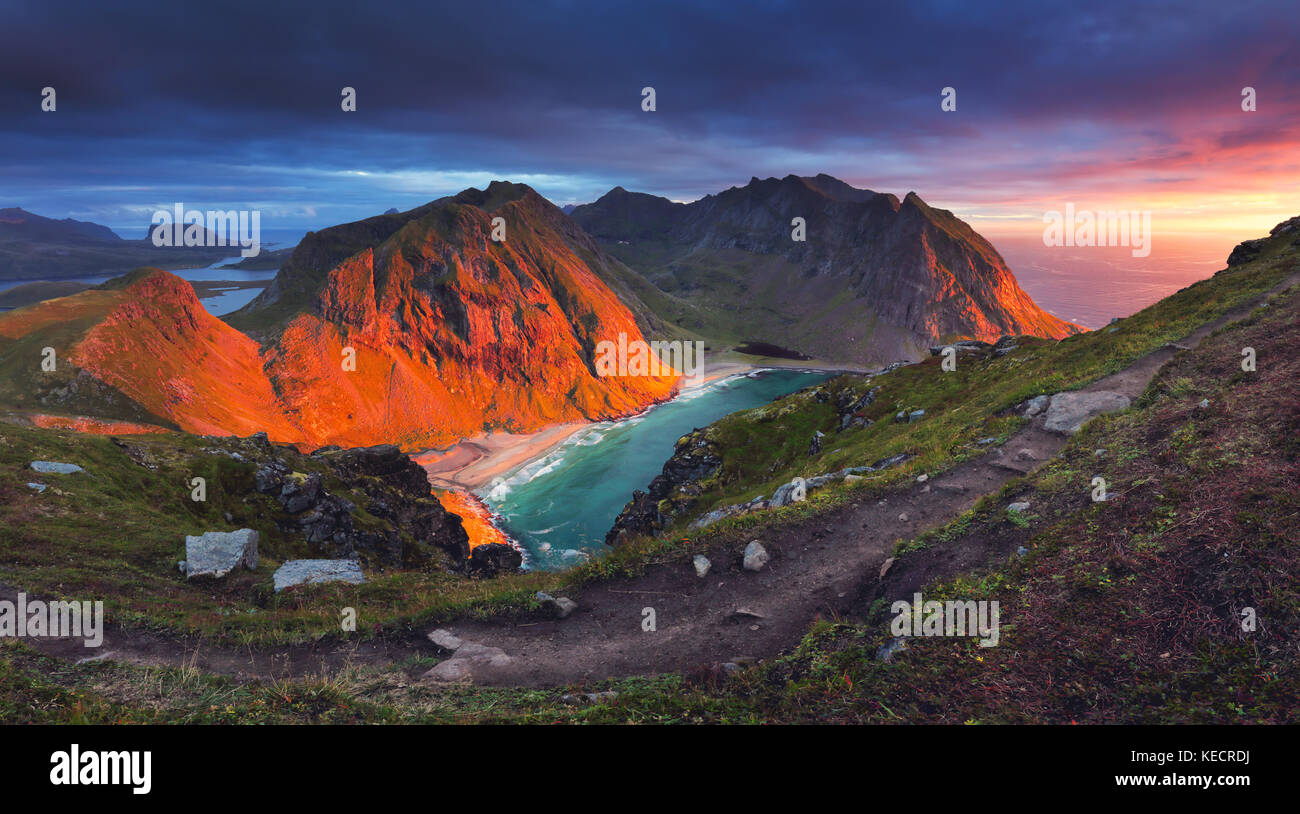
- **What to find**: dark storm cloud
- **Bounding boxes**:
[1,0,1297,229]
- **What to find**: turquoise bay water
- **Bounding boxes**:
[479,368,833,570]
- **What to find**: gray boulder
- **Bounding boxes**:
[693,554,712,578]
[427,628,464,651]
[272,558,364,592]
[1043,391,1131,435]
[743,541,769,572]
[535,591,579,619]
[30,461,84,474]
[183,529,259,579]
[421,640,512,683]
[1023,395,1050,416]
[769,478,805,508]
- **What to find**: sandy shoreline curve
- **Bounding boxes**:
[414,352,871,493]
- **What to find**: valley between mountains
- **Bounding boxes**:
[1,181,1297,723]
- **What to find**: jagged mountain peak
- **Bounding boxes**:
[570,173,1080,364]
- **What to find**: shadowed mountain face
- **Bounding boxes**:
[571,174,1081,364]
[0,184,679,450]
[0,207,121,243]
[0,206,232,281]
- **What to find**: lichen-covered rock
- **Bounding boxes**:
[272,559,365,592]
[1043,391,1131,435]
[30,460,84,474]
[184,529,259,579]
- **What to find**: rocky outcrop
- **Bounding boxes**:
[927,335,1024,360]
[605,428,723,544]
[251,442,468,567]
[467,542,523,577]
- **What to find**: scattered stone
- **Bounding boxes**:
[1008,501,1031,513]
[879,557,895,579]
[421,642,513,683]
[728,608,765,622]
[184,529,259,580]
[176,560,187,574]
[916,473,928,483]
[1016,546,1030,557]
[272,558,364,592]
[30,461,84,475]
[535,591,579,619]
[562,691,619,705]
[423,658,474,682]
[1014,448,1037,462]
[693,554,712,578]
[976,437,998,446]
[427,628,463,651]
[742,540,769,572]
[769,478,805,508]
[26,482,46,493]
[898,513,909,522]
[1043,391,1131,435]
[921,484,930,493]
[1023,395,1050,416]
[1199,398,1210,409]
[908,409,926,422]
[1094,448,1107,457]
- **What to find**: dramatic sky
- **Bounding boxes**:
[2,0,1298,240]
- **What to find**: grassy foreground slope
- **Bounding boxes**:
[602,219,1300,542]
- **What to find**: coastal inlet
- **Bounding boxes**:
[455,368,833,570]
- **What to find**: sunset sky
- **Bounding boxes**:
[2,0,1298,243]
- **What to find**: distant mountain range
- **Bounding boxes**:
[570,174,1080,363]
[0,207,230,280]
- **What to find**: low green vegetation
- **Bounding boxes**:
[613,236,1298,539]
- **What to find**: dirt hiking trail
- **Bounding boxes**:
[11,273,1296,688]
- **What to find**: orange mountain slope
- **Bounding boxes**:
[0,185,681,451]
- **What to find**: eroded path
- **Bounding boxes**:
[12,273,1297,688]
